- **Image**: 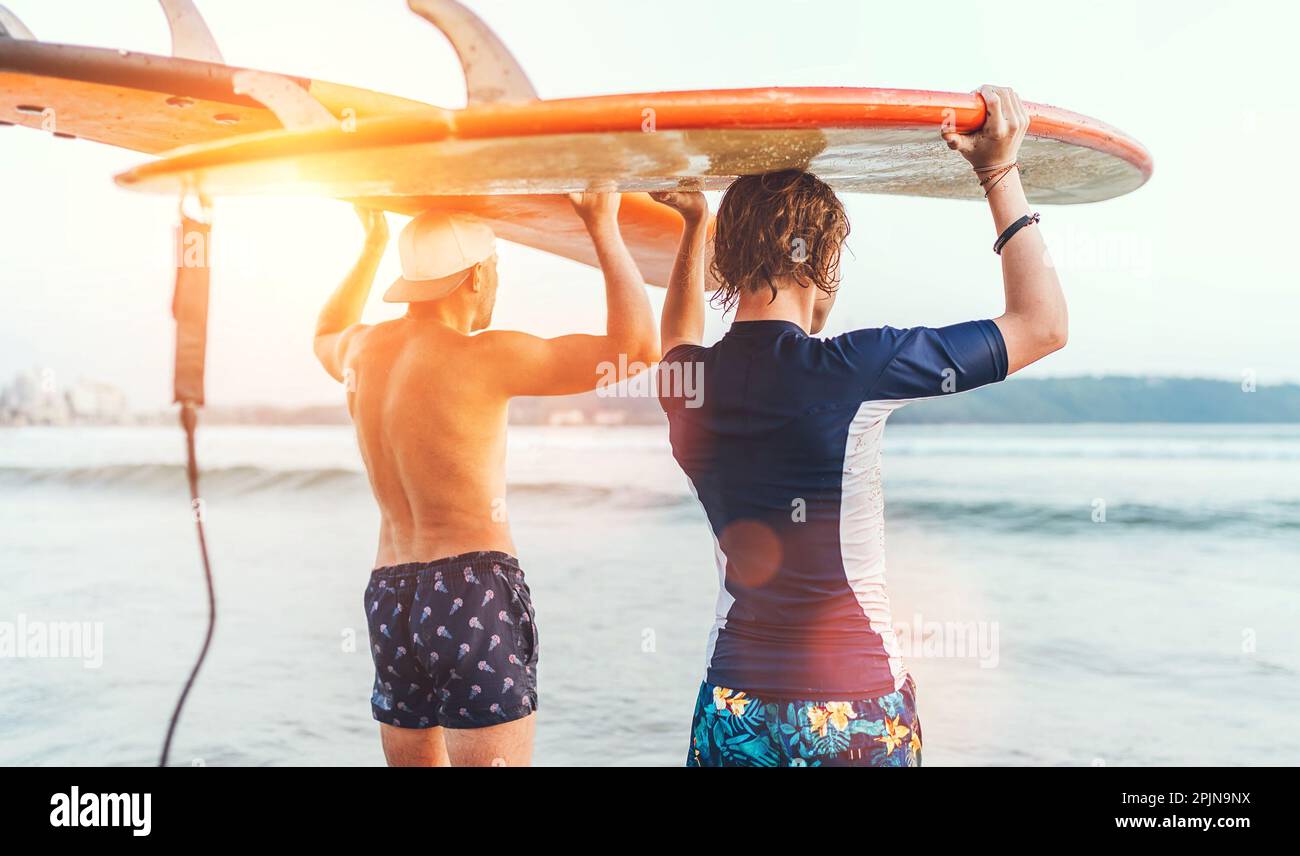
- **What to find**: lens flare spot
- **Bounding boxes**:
[719,519,782,588]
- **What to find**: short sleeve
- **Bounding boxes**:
[867,320,1008,401]
[657,343,706,413]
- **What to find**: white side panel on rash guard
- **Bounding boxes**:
[839,399,911,690]
[687,479,735,672]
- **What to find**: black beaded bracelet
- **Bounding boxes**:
[994,212,1041,255]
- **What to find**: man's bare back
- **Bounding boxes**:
[345,320,514,567]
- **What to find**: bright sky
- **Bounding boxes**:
[2,0,1297,409]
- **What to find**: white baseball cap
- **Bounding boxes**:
[383,210,497,303]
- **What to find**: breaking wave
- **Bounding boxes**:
[3,465,1297,535]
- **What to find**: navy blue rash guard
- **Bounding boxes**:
[658,319,1008,698]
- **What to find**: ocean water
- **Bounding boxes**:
[1,423,1297,766]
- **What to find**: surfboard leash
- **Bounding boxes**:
[159,204,217,767]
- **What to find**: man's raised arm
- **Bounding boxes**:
[313,207,388,383]
[650,191,710,354]
[944,85,1068,375]
[474,192,659,397]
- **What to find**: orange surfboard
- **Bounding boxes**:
[0,12,693,285]
[107,86,1149,299]
[6,0,1151,289]
[114,86,1152,205]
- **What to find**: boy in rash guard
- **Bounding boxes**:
[651,85,1066,767]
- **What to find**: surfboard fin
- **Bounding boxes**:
[231,70,337,131]
[0,5,35,39]
[158,0,225,63]
[407,0,538,104]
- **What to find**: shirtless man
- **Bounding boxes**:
[653,85,1066,766]
[314,193,656,766]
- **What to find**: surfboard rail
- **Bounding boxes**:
[113,86,1153,199]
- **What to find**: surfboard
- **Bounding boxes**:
[7,0,1152,287]
[112,87,1152,207]
[0,0,697,286]
[0,39,433,149]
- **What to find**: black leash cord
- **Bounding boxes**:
[159,401,217,767]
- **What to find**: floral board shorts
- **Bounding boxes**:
[365,551,539,730]
[687,675,922,767]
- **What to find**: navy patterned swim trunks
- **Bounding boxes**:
[687,675,922,767]
[364,551,538,730]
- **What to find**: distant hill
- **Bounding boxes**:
[193,377,1300,426]
[890,376,1300,424]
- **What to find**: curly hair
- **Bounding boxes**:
[709,170,850,312]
